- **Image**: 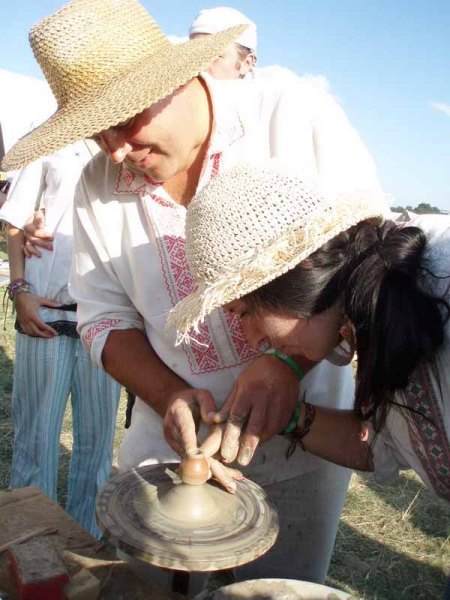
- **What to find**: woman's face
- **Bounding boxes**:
[225,298,344,361]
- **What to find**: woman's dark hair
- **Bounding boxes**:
[245,217,450,430]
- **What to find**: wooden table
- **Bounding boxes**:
[0,487,186,599]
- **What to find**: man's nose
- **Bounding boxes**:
[98,129,132,163]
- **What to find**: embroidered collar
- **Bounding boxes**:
[114,164,160,195]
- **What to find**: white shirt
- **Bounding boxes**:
[369,213,450,500]
[0,141,95,323]
[70,75,383,481]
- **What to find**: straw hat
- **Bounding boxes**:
[189,7,257,53]
[1,0,246,171]
[167,164,385,343]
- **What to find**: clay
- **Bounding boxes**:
[178,450,210,486]
[157,481,222,524]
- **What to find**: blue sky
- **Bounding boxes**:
[2,1,450,210]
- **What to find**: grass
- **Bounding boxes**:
[0,310,449,599]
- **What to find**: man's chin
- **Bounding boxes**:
[124,160,163,182]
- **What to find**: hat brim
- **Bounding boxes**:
[2,25,245,171]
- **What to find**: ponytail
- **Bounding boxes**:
[344,222,449,429]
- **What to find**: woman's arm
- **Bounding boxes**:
[7,224,25,281]
[6,223,60,338]
[299,404,373,471]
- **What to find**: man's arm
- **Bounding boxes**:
[70,172,210,425]
[102,328,189,417]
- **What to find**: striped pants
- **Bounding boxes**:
[10,333,121,538]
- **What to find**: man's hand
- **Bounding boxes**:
[210,354,300,466]
[163,389,244,494]
[15,292,61,338]
[163,388,216,457]
[23,210,54,258]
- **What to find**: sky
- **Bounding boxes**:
[1,0,450,211]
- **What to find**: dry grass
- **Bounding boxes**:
[0,311,448,599]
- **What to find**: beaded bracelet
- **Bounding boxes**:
[6,278,31,301]
[264,348,304,381]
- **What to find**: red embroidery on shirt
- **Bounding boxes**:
[115,164,160,195]
[114,156,258,375]
[401,363,450,501]
[223,311,260,363]
[210,152,222,179]
[141,191,258,374]
[150,193,175,210]
[84,319,120,350]
[123,169,136,188]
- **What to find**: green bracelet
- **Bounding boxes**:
[264,348,304,381]
[283,402,303,435]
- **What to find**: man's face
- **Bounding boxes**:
[208,43,247,79]
[190,34,253,79]
[94,81,206,182]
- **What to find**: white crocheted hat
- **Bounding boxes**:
[167,163,385,343]
[189,7,257,52]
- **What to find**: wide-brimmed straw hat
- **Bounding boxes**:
[167,163,385,344]
[1,0,246,171]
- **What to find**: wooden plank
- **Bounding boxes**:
[0,488,189,599]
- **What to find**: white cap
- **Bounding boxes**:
[189,7,257,52]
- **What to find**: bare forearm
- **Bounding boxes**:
[7,225,25,281]
[301,406,373,471]
[102,328,190,417]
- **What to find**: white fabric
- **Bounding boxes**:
[70,74,385,482]
[369,213,450,491]
[0,69,56,180]
[0,140,96,323]
[189,7,257,51]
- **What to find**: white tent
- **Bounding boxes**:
[0,69,56,165]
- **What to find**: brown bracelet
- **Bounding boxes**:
[295,402,316,450]
[285,401,316,459]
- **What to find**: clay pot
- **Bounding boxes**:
[178,449,210,486]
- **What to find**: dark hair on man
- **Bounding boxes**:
[245,218,450,430]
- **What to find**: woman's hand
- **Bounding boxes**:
[15,292,61,338]
[209,354,300,466]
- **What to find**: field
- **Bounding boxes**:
[0,305,448,599]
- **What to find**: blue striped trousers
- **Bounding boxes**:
[10,333,121,538]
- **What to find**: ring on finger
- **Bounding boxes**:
[227,413,248,427]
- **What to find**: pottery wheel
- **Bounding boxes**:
[96,464,279,572]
